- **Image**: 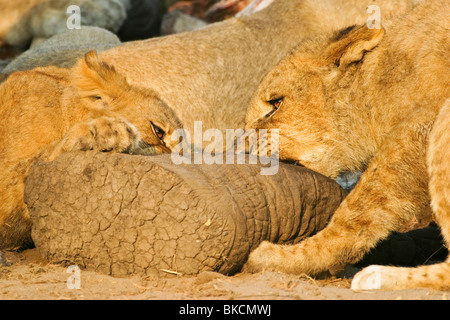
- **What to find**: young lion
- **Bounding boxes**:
[0,51,182,250]
[3,0,422,148]
[99,0,423,139]
[244,0,450,290]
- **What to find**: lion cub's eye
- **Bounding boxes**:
[89,95,102,101]
[268,97,283,110]
[265,97,284,118]
[151,122,166,141]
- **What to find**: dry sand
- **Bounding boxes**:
[0,248,448,301]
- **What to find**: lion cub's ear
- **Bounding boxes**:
[325,25,385,69]
[73,50,129,110]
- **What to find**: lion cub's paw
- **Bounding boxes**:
[351,265,384,290]
[48,116,140,161]
[351,265,404,290]
[242,241,279,273]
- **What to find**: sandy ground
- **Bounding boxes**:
[0,248,448,300]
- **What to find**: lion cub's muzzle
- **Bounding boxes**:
[130,140,172,156]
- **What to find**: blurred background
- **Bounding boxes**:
[0,0,259,61]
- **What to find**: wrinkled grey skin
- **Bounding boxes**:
[25,151,347,277]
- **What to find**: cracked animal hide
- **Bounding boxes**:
[25,151,347,277]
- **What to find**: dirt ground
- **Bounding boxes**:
[0,248,448,300]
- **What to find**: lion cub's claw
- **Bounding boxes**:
[48,116,141,161]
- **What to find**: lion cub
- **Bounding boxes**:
[244,0,449,290]
[0,51,182,250]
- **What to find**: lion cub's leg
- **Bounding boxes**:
[352,100,450,291]
[244,107,436,277]
[0,115,141,249]
[46,116,141,161]
[0,159,35,249]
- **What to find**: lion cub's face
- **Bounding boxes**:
[245,54,340,177]
[74,51,184,154]
[245,26,385,178]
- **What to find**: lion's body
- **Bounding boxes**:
[98,0,422,138]
[2,1,422,146]
[0,52,181,249]
[0,0,426,253]
[244,0,450,290]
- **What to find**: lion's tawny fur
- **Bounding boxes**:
[0,0,425,251]
[244,0,449,290]
[98,0,423,139]
[0,52,182,249]
[2,1,422,147]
